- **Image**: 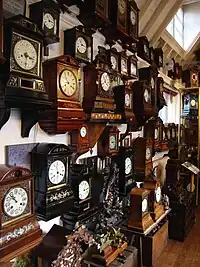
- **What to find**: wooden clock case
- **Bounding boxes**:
[143,180,164,221]
[39,55,86,134]
[0,165,42,262]
[161,125,168,151]
[154,48,163,68]
[157,77,166,112]
[154,117,163,152]
[128,187,154,232]
[182,69,199,88]
[137,36,150,62]
[0,0,4,64]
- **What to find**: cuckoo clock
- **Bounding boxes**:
[154,117,163,152]
[78,0,111,30]
[154,48,163,68]
[137,36,150,62]
[83,47,122,122]
[133,137,153,182]
[157,77,166,112]
[64,26,93,63]
[113,146,135,196]
[0,1,4,63]
[128,187,154,232]
[31,143,74,221]
[143,180,164,221]
[0,165,42,262]
[98,126,120,157]
[29,0,60,45]
[0,15,51,136]
[107,47,120,75]
[39,55,86,134]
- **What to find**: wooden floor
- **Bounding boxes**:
[155,207,200,267]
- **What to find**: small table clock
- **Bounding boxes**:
[143,180,164,221]
[0,165,42,262]
[128,187,154,232]
[31,143,74,221]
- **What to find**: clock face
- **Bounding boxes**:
[142,198,148,213]
[111,55,117,70]
[80,126,87,138]
[43,13,55,29]
[131,63,137,76]
[191,99,196,107]
[79,180,90,200]
[144,44,148,55]
[109,135,117,150]
[155,129,158,140]
[167,130,170,139]
[14,39,37,71]
[3,187,28,218]
[48,160,65,185]
[125,93,131,107]
[163,130,165,140]
[130,10,136,25]
[101,72,111,91]
[144,89,149,103]
[76,37,87,54]
[121,58,127,74]
[60,70,77,97]
[125,157,132,175]
[151,78,155,89]
[146,147,151,161]
[156,186,161,203]
[118,0,126,14]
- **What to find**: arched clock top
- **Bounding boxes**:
[0,165,32,184]
[31,143,71,155]
[43,55,80,69]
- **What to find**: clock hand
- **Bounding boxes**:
[10,195,17,203]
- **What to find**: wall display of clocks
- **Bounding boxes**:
[128,53,138,79]
[83,47,122,122]
[143,180,164,221]
[98,126,119,157]
[154,117,163,152]
[29,0,60,45]
[154,48,163,68]
[78,0,111,30]
[31,143,74,221]
[128,187,154,232]
[39,55,86,134]
[137,36,150,62]
[0,15,51,136]
[0,165,42,262]
[64,26,93,63]
[113,146,135,195]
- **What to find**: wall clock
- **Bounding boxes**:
[31,143,74,221]
[78,0,111,30]
[154,117,163,152]
[0,15,51,136]
[120,50,129,79]
[83,47,122,122]
[70,124,90,156]
[29,0,60,45]
[154,48,163,68]
[168,58,176,79]
[128,53,138,79]
[128,187,154,232]
[149,47,155,65]
[157,77,166,112]
[98,126,119,157]
[113,146,135,196]
[107,47,120,74]
[183,92,198,117]
[143,180,164,221]
[161,125,168,151]
[39,55,86,134]
[64,26,93,63]
[128,0,139,42]
[183,69,199,88]
[0,165,42,262]
[137,36,150,62]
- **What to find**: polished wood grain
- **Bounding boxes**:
[155,207,200,267]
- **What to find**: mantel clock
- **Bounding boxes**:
[70,124,90,155]
[0,165,42,262]
[29,0,60,45]
[31,143,74,221]
[83,47,122,122]
[143,180,164,221]
[39,55,86,134]
[137,36,150,62]
[128,187,154,232]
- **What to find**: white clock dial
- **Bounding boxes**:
[121,59,127,73]
[146,147,151,160]
[14,39,37,70]
[156,186,161,203]
[142,198,148,213]
[101,72,111,91]
[151,78,155,89]
[60,70,77,96]
[172,129,175,138]
[43,13,55,29]
[109,135,116,150]
[80,126,87,138]
[118,0,126,14]
[79,180,90,200]
[155,129,158,140]
[163,131,165,140]
[167,130,170,139]
[111,55,117,70]
[144,89,149,103]
[130,10,136,25]
[3,187,28,218]
[125,93,131,107]
[48,160,65,185]
[131,63,137,76]
[76,37,87,54]
[125,157,132,175]
[191,99,196,107]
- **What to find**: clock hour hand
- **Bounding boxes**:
[10,194,17,203]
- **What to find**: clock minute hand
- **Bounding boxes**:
[10,195,17,203]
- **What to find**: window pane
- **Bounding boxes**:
[167,20,174,36]
[176,8,183,22]
[175,16,183,32]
